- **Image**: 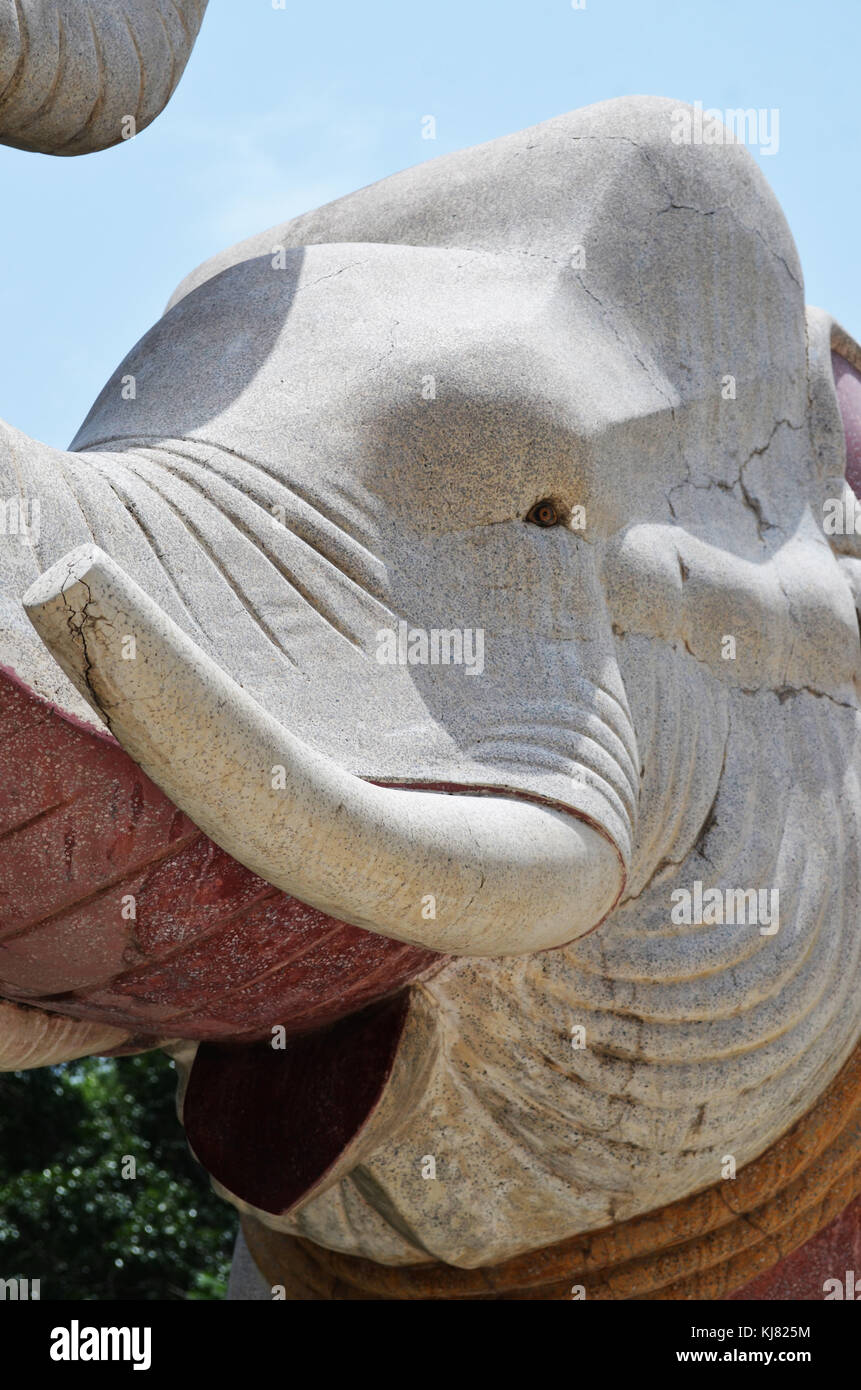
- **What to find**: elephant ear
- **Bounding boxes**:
[831,321,861,501]
[806,307,861,623]
[0,0,208,156]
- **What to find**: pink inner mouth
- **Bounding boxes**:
[833,349,861,498]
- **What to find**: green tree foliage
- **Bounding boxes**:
[0,1051,234,1300]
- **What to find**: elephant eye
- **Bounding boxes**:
[526,498,560,528]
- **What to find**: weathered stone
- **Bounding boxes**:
[0,43,858,1283]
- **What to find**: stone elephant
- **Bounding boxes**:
[1,3,860,1300]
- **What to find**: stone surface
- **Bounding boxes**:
[233,1195,861,1302]
[0,1,208,156]
[0,999,127,1069]
[727,1196,861,1301]
[232,1037,861,1297]
[0,90,859,1274]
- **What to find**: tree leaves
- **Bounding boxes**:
[0,1052,234,1300]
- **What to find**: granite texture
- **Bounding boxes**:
[0,1,208,155]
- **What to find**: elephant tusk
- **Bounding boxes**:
[23,544,624,957]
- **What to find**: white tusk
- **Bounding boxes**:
[23,544,624,957]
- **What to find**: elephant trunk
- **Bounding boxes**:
[0,0,208,155]
[23,545,625,958]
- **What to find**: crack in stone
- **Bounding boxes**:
[59,561,114,732]
[306,260,367,287]
[668,417,803,537]
[567,133,802,289]
[573,272,678,425]
[615,623,857,713]
[736,417,804,539]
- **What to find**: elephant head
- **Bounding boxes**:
[1,71,860,1268]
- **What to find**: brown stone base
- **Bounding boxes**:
[242,1039,861,1299]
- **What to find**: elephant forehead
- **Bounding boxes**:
[71,242,681,529]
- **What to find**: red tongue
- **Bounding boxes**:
[182,992,410,1215]
[0,665,438,1042]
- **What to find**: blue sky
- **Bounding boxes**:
[0,0,857,448]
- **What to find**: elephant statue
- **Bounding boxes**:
[1,3,860,1300]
